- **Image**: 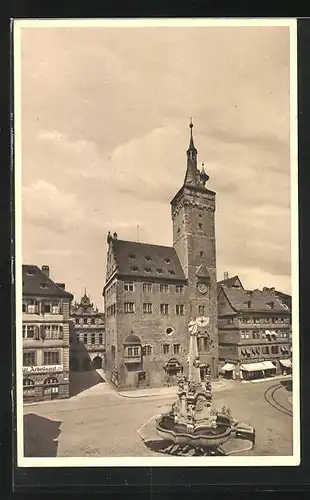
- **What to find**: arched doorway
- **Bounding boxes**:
[92,356,102,369]
[70,358,79,372]
[82,358,92,371]
[164,358,183,386]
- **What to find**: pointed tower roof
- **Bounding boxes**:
[184,119,198,186]
[187,118,197,154]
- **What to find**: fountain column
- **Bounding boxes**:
[188,321,201,384]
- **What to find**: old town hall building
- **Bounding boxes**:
[103,122,219,390]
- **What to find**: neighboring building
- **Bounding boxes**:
[103,122,219,390]
[22,265,73,402]
[69,292,105,371]
[217,276,292,380]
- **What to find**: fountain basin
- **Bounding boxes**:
[156,413,237,449]
[156,413,255,450]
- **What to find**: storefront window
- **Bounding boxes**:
[23,378,35,397]
[43,377,59,395]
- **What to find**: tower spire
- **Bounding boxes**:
[184,118,198,186]
[187,118,197,155]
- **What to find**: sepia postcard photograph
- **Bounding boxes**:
[13,18,299,468]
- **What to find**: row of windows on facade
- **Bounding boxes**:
[108,252,172,264]
[23,377,59,396]
[106,302,192,316]
[71,332,104,345]
[72,316,103,325]
[22,324,63,339]
[120,338,210,358]
[23,350,60,366]
[240,330,289,340]
[105,282,185,299]
[23,300,63,315]
[123,342,182,357]
[220,316,290,325]
[124,283,185,293]
[122,266,177,275]
[239,345,291,357]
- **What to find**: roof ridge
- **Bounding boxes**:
[114,239,174,250]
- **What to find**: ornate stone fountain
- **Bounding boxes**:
[152,317,255,456]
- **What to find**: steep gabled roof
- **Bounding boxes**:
[110,239,186,282]
[217,275,244,290]
[195,264,211,279]
[221,286,289,314]
[23,265,73,299]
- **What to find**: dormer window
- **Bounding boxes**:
[168,270,175,275]
[129,254,136,259]
[268,301,275,310]
[40,283,48,289]
[145,256,152,261]
[131,266,139,272]
[247,301,252,308]
[26,270,35,276]
[198,223,202,229]
[145,267,151,273]
[164,258,171,264]
[157,268,163,274]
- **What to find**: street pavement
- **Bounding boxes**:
[23,376,293,458]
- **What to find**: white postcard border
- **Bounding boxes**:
[14,17,299,468]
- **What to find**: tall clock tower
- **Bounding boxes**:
[171,121,218,378]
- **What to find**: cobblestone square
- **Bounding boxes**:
[23,377,293,458]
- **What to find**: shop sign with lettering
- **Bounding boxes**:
[23,365,63,374]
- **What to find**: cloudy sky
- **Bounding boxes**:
[19,23,293,309]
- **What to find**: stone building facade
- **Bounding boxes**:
[217,276,292,380]
[103,122,218,390]
[22,265,73,402]
[69,292,105,371]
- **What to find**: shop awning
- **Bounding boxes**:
[220,363,235,372]
[240,362,266,372]
[261,361,276,370]
[280,359,292,368]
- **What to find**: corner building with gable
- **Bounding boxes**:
[103,123,219,390]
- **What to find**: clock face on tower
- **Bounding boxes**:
[197,283,208,295]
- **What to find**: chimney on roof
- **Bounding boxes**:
[41,265,50,279]
[269,287,275,294]
[113,232,118,240]
[223,271,229,280]
[56,283,66,290]
[107,231,113,244]
[263,287,269,292]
